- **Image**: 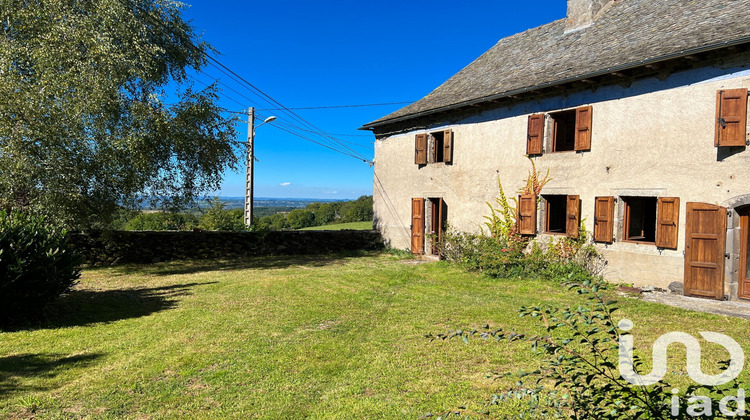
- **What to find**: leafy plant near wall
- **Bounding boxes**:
[427,275,744,419]
[484,157,552,240]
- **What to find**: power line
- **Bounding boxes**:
[256,102,413,111]
[123,0,372,163]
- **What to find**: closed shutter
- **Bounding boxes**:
[443,130,453,163]
[517,194,537,235]
[655,197,680,249]
[415,133,427,165]
[411,198,425,254]
[574,106,592,151]
[593,196,614,243]
[715,89,748,147]
[527,114,544,155]
[566,195,580,239]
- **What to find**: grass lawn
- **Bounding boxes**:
[2,253,749,419]
[300,221,373,230]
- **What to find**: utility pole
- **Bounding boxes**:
[244,107,255,228]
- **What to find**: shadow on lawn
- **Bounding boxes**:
[0,353,103,396]
[106,251,368,277]
[3,282,215,332]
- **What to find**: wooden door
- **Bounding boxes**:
[684,203,726,300]
[739,209,750,299]
[411,198,425,254]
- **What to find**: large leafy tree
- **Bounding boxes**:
[0,0,239,228]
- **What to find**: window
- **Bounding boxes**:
[716,88,748,147]
[526,106,592,155]
[623,196,657,243]
[543,195,580,238]
[414,129,453,165]
[432,131,447,163]
[550,110,577,152]
[544,195,568,233]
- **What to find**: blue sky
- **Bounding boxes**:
[180,1,567,199]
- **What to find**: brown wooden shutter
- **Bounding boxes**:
[684,203,726,300]
[526,114,544,155]
[656,197,680,249]
[411,198,425,254]
[566,195,580,239]
[574,106,592,151]
[593,196,614,243]
[415,134,427,165]
[443,130,453,163]
[517,194,537,235]
[715,89,748,147]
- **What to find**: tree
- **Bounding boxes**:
[0,0,239,228]
[286,209,315,229]
[198,198,245,232]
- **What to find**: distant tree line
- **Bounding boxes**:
[254,196,373,230]
[111,196,373,232]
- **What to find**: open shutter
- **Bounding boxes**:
[593,196,614,243]
[443,130,453,163]
[415,134,427,165]
[526,114,544,155]
[656,197,680,249]
[715,89,748,147]
[566,195,580,239]
[574,106,592,151]
[517,194,537,235]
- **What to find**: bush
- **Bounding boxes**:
[198,197,246,232]
[124,211,199,231]
[0,211,81,323]
[439,227,603,281]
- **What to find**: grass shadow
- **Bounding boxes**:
[0,353,103,396]
[101,250,375,277]
[2,282,216,332]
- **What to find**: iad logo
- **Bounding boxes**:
[618,319,746,417]
[617,319,744,386]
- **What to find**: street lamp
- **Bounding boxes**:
[244,108,277,228]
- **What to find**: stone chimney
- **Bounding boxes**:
[565,0,613,32]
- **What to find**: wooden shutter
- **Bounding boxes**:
[411,198,425,254]
[566,195,580,239]
[526,114,544,155]
[443,130,453,163]
[574,106,592,151]
[415,134,427,165]
[517,194,537,235]
[715,89,748,147]
[684,203,726,300]
[655,197,680,249]
[593,196,614,243]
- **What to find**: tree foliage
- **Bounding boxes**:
[0,0,239,228]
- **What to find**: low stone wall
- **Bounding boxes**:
[71,230,384,265]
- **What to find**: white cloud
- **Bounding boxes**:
[280,182,292,186]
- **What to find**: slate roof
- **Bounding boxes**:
[363,0,750,129]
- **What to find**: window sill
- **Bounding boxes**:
[621,239,656,246]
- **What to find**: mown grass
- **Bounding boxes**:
[300,221,373,230]
[1,253,749,419]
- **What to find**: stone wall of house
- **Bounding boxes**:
[72,230,384,265]
[373,58,750,296]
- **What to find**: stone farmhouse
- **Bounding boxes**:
[362,0,750,300]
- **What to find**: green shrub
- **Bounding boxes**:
[0,211,81,322]
[124,211,199,231]
[198,197,246,232]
